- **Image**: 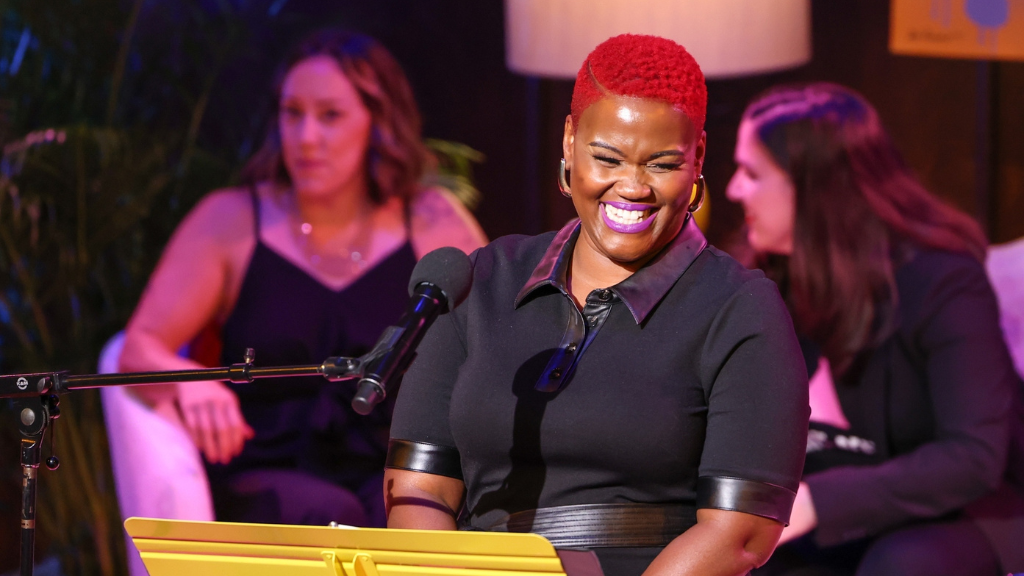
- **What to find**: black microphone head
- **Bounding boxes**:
[408,247,473,309]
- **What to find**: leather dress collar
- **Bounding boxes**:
[514,216,709,324]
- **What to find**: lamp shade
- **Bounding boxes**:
[505,0,811,79]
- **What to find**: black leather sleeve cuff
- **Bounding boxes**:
[385,439,463,480]
[696,476,796,525]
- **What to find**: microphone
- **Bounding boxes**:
[350,247,473,415]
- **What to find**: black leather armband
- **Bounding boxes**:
[385,439,463,480]
[696,476,796,524]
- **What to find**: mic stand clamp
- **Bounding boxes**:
[10,373,64,576]
[333,326,407,415]
[228,348,257,383]
[319,355,363,381]
[320,326,402,386]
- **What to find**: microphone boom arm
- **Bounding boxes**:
[0,347,368,576]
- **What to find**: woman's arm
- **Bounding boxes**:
[120,188,255,464]
[384,250,472,529]
[644,509,783,576]
[384,468,465,530]
[409,187,488,257]
[689,274,809,571]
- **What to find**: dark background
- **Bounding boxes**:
[131,0,1024,246]
[272,0,1023,245]
[1,0,1021,572]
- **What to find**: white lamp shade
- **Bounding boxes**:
[505,0,811,79]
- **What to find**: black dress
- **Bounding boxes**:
[390,219,810,576]
[207,191,416,527]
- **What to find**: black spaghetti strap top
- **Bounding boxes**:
[214,189,417,487]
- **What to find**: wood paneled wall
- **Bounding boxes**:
[300,0,1022,246]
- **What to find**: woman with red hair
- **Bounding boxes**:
[385,35,809,575]
[727,82,1024,575]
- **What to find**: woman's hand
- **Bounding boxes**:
[176,381,254,465]
[778,482,817,544]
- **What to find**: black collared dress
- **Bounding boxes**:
[389,218,810,575]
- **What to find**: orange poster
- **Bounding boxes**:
[890,0,1024,61]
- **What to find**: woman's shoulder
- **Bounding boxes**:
[457,230,561,291]
[895,247,994,325]
[899,247,985,276]
[409,186,488,257]
[896,247,989,297]
[178,186,256,243]
[483,230,558,256]
[697,245,770,293]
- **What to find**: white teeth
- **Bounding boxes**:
[603,204,648,225]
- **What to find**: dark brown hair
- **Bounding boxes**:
[240,29,430,205]
[743,83,987,373]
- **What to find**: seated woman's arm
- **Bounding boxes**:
[120,189,255,464]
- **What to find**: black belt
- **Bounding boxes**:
[479,503,696,548]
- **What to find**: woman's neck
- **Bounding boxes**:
[568,239,637,307]
[291,182,375,239]
[259,178,405,288]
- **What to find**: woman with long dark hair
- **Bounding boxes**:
[120,29,486,527]
[727,82,1024,575]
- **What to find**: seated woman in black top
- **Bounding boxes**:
[385,35,810,576]
[726,83,1024,576]
[120,29,486,527]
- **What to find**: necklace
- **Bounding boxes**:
[290,200,374,278]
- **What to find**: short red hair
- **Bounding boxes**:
[570,34,707,134]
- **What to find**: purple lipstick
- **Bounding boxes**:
[601,201,656,234]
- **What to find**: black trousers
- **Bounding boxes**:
[209,468,387,527]
[753,518,1001,576]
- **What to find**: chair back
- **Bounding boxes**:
[99,332,214,576]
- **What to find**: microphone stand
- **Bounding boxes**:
[0,348,366,576]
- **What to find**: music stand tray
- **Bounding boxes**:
[125,517,603,576]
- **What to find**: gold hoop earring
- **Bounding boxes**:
[688,174,706,212]
[558,158,572,198]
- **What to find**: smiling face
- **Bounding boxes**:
[726,120,796,255]
[563,95,705,271]
[279,55,373,200]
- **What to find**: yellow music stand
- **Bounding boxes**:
[125,517,602,576]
